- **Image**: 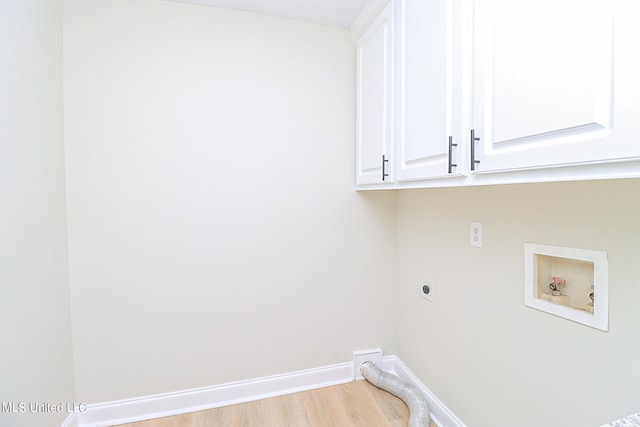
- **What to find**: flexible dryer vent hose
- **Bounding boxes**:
[360,361,431,427]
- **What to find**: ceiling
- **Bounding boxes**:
[165,0,370,28]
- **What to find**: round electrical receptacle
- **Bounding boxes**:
[420,280,434,302]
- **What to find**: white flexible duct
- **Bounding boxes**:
[360,361,431,427]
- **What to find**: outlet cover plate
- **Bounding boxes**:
[470,221,483,247]
[420,278,434,302]
[353,349,382,380]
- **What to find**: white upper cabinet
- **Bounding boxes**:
[395,0,461,181]
[355,1,394,186]
[470,0,639,174]
[354,0,640,189]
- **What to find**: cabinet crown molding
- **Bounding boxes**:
[350,0,390,40]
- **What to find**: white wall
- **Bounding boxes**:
[0,1,76,426]
[64,0,397,403]
[396,179,640,427]
[21,2,636,425]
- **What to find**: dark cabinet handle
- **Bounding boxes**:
[470,129,480,171]
[448,136,457,174]
[382,155,389,181]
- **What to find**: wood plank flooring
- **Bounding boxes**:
[114,380,437,427]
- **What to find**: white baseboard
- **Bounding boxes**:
[70,362,353,427]
[386,356,467,427]
[64,355,464,427]
[60,412,80,427]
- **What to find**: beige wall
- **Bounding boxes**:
[8,2,638,426]
[396,179,640,426]
[0,1,76,426]
[64,0,398,403]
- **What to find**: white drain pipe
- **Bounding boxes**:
[360,361,431,427]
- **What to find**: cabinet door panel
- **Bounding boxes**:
[356,5,394,185]
[472,0,615,172]
[396,0,458,180]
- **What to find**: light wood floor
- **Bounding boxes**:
[113,380,437,427]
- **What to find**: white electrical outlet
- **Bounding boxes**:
[470,221,483,247]
[353,349,382,380]
[420,278,434,302]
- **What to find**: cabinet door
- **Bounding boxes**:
[395,0,460,181]
[356,3,394,185]
[470,0,626,173]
